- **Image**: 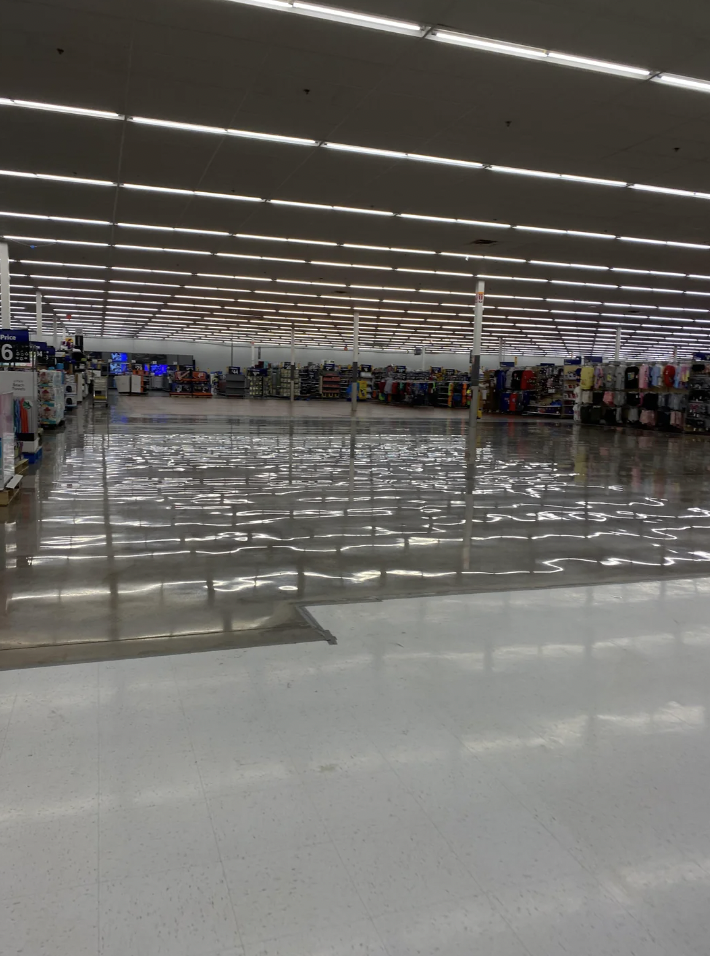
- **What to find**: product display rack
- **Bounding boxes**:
[222,371,247,398]
[686,362,710,434]
[299,364,321,399]
[320,370,341,399]
[576,360,690,432]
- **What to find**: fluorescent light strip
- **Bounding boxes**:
[15,221,710,283]
[5,176,710,250]
[4,100,710,206]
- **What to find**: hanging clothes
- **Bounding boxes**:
[625,365,640,389]
[580,366,594,389]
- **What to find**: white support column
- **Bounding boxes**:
[420,345,426,371]
[52,311,57,351]
[468,280,485,431]
[351,311,359,416]
[250,342,256,367]
[615,327,621,361]
[0,242,9,329]
[290,323,295,403]
[498,339,503,366]
[36,292,43,337]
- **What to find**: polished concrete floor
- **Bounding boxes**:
[1,579,709,955]
[2,393,710,664]
[3,395,710,954]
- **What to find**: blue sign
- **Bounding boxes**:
[0,330,30,342]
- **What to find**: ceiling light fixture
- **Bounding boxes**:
[8,99,710,206]
[653,74,710,94]
[291,2,423,34]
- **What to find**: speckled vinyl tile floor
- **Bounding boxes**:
[2,579,710,954]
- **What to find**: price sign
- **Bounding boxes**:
[0,341,30,362]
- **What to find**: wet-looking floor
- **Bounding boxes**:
[2,396,709,665]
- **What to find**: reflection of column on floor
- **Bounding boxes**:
[348,416,356,505]
[462,451,477,573]
[101,432,121,644]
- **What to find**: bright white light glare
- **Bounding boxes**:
[561,174,626,187]
[117,222,229,236]
[122,183,262,202]
[332,205,393,216]
[654,73,710,94]
[408,154,483,169]
[0,97,121,119]
[228,126,316,145]
[546,52,650,78]
[631,184,696,198]
[490,166,560,179]
[291,2,423,33]
[323,142,407,159]
[431,30,546,60]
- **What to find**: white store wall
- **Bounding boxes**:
[80,337,566,371]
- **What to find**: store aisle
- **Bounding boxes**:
[1,578,708,955]
[5,394,710,665]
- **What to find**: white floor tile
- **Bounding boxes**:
[99,798,220,881]
[279,725,389,777]
[223,843,368,943]
[242,919,387,955]
[332,819,480,918]
[209,780,328,860]
[0,756,98,817]
[495,879,674,956]
[0,811,98,901]
[0,884,99,956]
[373,897,530,956]
[99,863,240,956]
[99,748,204,810]
[303,767,432,842]
[5,576,710,955]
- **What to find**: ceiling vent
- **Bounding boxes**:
[468,238,497,245]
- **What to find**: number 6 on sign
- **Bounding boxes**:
[0,343,13,361]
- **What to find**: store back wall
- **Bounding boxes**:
[79,337,564,373]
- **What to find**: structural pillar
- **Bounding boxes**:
[351,311,359,417]
[0,242,9,329]
[290,323,296,403]
[250,342,256,366]
[615,327,621,361]
[420,345,426,371]
[468,280,485,433]
[36,292,43,337]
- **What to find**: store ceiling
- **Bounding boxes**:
[3,0,710,356]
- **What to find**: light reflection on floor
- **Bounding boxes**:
[2,395,710,658]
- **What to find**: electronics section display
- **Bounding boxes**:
[575,360,690,432]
